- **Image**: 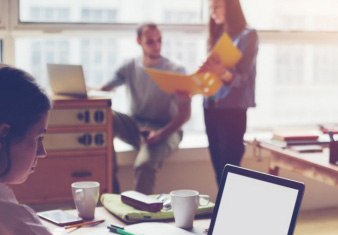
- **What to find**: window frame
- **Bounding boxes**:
[11,0,207,33]
[0,0,2,27]
[0,0,10,64]
[5,0,338,79]
[7,0,338,45]
[0,0,8,30]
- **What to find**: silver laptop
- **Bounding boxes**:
[208,165,305,235]
[47,63,89,97]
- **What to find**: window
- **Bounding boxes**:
[81,9,117,22]
[28,7,70,22]
[15,0,209,134]
[249,43,338,127]
[15,33,207,133]
[238,0,338,128]
[19,0,208,24]
[241,0,338,31]
[5,0,338,134]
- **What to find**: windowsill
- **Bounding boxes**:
[113,131,267,166]
[114,125,330,152]
[113,130,276,153]
[114,132,209,153]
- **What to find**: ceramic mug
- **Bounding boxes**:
[71,181,100,220]
[170,189,210,229]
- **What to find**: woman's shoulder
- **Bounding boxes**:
[0,199,36,220]
[240,27,258,40]
[0,200,30,232]
[0,200,51,234]
[235,27,259,50]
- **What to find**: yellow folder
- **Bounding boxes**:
[145,33,242,96]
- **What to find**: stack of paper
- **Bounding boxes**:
[126,222,205,235]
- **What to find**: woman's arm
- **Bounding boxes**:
[198,29,259,87]
[227,29,259,88]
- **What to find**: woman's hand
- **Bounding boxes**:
[175,90,192,101]
[198,54,233,84]
[198,54,224,75]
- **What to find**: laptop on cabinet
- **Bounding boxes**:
[47,63,89,98]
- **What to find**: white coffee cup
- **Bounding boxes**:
[170,190,210,229]
[71,181,100,220]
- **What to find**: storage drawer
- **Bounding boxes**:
[44,132,107,151]
[49,108,107,126]
[11,156,107,203]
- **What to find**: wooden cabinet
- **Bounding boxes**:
[11,96,114,203]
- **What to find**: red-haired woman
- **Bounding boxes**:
[199,0,259,185]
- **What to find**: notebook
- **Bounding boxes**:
[208,165,305,235]
[289,145,323,153]
[47,63,108,98]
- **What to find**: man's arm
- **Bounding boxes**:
[145,97,191,145]
[100,83,114,91]
[99,62,127,91]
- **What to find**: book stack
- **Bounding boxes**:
[320,126,338,135]
[266,131,329,151]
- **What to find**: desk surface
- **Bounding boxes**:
[40,203,338,235]
[41,207,211,235]
[258,142,338,187]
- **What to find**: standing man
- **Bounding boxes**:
[101,23,191,194]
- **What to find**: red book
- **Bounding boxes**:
[273,131,319,141]
[321,128,338,135]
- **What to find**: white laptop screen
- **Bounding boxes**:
[212,172,299,235]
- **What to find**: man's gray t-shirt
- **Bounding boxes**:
[106,56,186,126]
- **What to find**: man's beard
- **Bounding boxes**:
[148,54,161,60]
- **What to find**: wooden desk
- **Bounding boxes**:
[256,141,338,187]
[41,207,211,235]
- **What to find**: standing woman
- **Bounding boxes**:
[0,65,52,234]
[200,0,259,185]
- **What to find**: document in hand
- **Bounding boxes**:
[145,33,242,97]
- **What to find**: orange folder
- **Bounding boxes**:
[145,33,242,97]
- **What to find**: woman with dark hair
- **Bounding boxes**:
[199,0,259,185]
[0,65,52,234]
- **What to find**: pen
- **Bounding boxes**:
[110,223,124,229]
[107,226,138,235]
[65,219,105,229]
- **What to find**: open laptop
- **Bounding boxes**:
[208,165,305,235]
[47,63,89,97]
[47,63,109,98]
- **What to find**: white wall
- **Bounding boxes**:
[116,144,338,211]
